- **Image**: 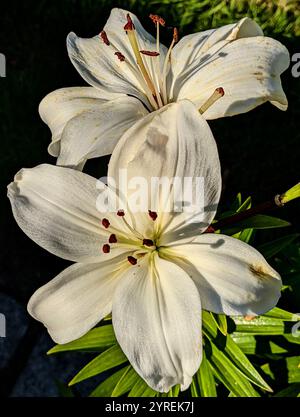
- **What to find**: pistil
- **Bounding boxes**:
[161,27,179,104]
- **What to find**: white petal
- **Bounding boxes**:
[170,17,263,95]
[108,100,221,242]
[112,254,202,392]
[175,37,289,118]
[67,8,167,109]
[57,96,148,170]
[7,164,126,262]
[169,234,282,316]
[39,87,123,157]
[28,257,128,344]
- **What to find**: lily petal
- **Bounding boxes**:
[112,254,202,392]
[108,100,221,241]
[170,17,263,92]
[174,36,289,118]
[170,234,282,316]
[28,257,128,344]
[7,164,126,263]
[67,8,167,109]
[57,96,148,170]
[39,87,123,157]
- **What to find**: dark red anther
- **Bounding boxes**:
[140,50,160,56]
[102,218,110,228]
[149,14,165,26]
[148,210,158,221]
[109,234,117,243]
[124,14,135,31]
[100,30,110,46]
[117,209,125,217]
[204,225,215,233]
[173,27,179,43]
[128,256,137,265]
[216,87,225,97]
[102,244,111,253]
[143,239,154,247]
[115,52,125,62]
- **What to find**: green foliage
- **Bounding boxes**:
[146,0,300,37]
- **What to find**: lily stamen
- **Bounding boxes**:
[199,87,225,114]
[140,50,160,56]
[143,238,155,247]
[109,234,117,243]
[102,244,110,253]
[148,210,158,221]
[127,255,137,265]
[124,14,159,107]
[115,51,125,62]
[101,218,110,228]
[100,30,110,46]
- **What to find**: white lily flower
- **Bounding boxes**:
[8,101,281,392]
[40,8,289,169]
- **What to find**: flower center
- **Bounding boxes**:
[100,209,159,266]
[100,14,225,113]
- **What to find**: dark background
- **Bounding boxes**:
[0,0,299,396]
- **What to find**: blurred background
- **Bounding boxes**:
[0,0,299,396]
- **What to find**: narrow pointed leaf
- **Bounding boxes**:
[233,316,295,335]
[203,312,271,391]
[207,340,260,397]
[222,215,290,235]
[281,183,300,204]
[47,325,116,354]
[263,307,299,321]
[69,345,127,386]
[90,366,129,397]
[258,234,299,259]
[111,366,140,397]
[128,378,157,397]
[196,349,217,397]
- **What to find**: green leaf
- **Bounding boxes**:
[207,339,260,397]
[232,228,254,243]
[128,378,157,397]
[287,356,300,383]
[274,383,300,397]
[90,366,129,397]
[257,234,300,259]
[280,183,300,204]
[210,312,227,335]
[190,379,199,397]
[47,325,116,354]
[196,350,217,397]
[263,307,299,321]
[203,312,271,391]
[111,366,140,397]
[232,334,288,355]
[261,357,300,384]
[69,345,127,386]
[233,316,294,335]
[222,215,290,235]
[236,196,252,212]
